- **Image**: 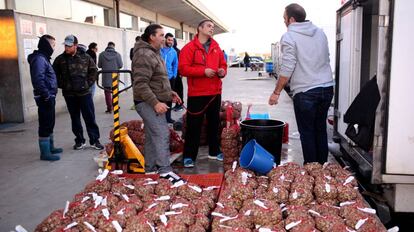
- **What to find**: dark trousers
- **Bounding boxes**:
[36,97,56,137]
[173,75,184,105]
[104,88,112,111]
[64,94,100,144]
[183,94,221,160]
[245,62,250,71]
[166,78,175,121]
[293,87,334,164]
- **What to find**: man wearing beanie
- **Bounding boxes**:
[28,34,63,161]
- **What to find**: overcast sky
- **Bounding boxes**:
[199,0,342,59]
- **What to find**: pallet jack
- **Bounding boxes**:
[97,70,145,173]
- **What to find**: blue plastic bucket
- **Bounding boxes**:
[239,139,275,174]
[249,113,270,119]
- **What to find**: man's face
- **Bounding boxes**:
[65,44,77,55]
[283,11,289,27]
[199,21,214,37]
[150,28,165,50]
[92,47,98,53]
[49,39,56,51]
[165,36,174,47]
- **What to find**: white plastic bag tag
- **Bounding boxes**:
[96,169,109,181]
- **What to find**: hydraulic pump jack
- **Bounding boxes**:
[97,70,145,173]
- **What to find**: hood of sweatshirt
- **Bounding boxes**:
[101,47,119,61]
[37,35,54,59]
[288,21,318,37]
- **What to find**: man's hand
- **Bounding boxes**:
[268,93,280,106]
[217,68,226,78]
[154,102,169,114]
[204,68,216,78]
[171,91,182,105]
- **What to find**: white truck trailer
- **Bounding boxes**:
[333,0,414,224]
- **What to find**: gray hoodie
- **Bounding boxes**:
[279,21,334,96]
[98,47,123,88]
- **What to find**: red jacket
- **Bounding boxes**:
[179,35,227,97]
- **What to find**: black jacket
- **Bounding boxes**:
[53,51,97,96]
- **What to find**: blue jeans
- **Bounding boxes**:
[35,97,56,137]
[293,87,333,164]
[64,94,100,144]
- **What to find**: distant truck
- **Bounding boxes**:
[333,0,414,222]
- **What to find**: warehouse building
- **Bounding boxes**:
[0,0,228,123]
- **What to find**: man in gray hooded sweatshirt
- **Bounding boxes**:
[98,42,123,113]
[268,3,334,164]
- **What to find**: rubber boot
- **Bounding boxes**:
[39,138,60,161]
[49,134,63,154]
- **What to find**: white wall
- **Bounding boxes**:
[14,12,140,121]
[13,8,195,122]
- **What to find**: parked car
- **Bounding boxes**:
[229,56,264,68]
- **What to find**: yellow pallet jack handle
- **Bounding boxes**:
[97,71,145,173]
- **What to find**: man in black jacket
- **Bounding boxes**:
[86,42,98,96]
[53,35,103,150]
[172,38,184,111]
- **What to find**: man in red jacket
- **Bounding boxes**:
[179,19,227,167]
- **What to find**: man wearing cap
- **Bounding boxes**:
[178,19,227,167]
[53,35,104,150]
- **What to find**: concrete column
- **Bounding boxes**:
[5,0,15,9]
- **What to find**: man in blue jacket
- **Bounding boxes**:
[161,33,178,123]
[28,34,63,161]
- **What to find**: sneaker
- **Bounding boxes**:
[208,153,224,161]
[173,105,184,112]
[183,158,195,168]
[73,142,86,150]
[91,141,104,150]
[145,171,158,175]
[160,171,184,184]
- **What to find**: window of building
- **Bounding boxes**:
[139,18,151,33]
[162,24,175,37]
[15,0,44,15]
[0,0,6,9]
[71,0,105,26]
[120,12,133,30]
[175,28,183,39]
[189,32,194,40]
[44,0,71,20]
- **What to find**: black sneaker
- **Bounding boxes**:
[173,105,184,112]
[73,142,86,150]
[91,141,104,150]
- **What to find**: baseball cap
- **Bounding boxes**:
[63,35,78,46]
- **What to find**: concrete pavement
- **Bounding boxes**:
[0,67,306,231]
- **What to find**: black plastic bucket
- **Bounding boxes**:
[240,119,285,165]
